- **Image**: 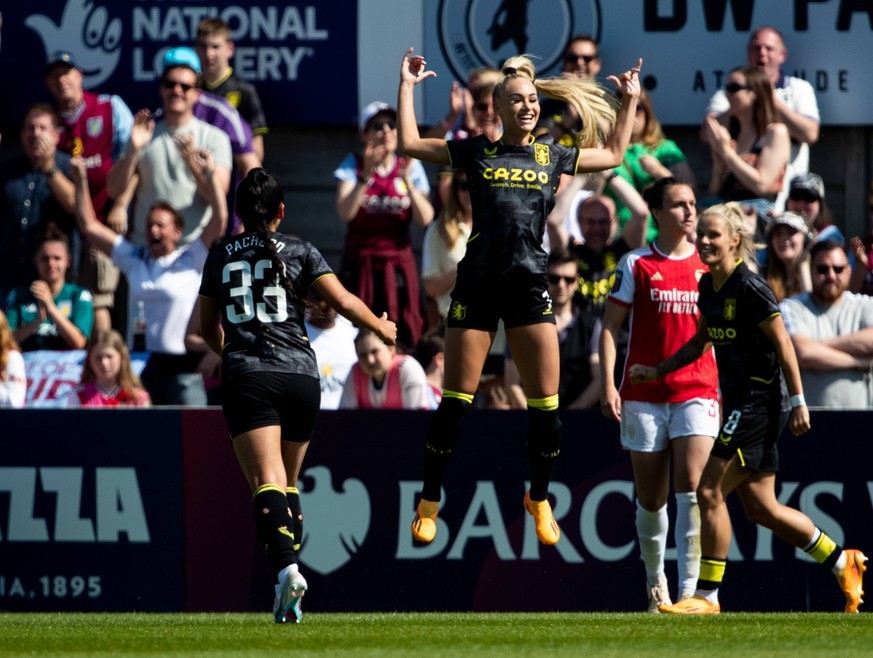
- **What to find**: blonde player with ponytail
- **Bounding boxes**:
[398,47,641,547]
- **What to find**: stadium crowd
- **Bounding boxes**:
[3,24,871,412]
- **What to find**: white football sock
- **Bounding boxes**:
[636,500,668,586]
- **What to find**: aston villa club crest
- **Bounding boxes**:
[451,301,467,321]
[86,116,104,138]
[724,298,736,320]
[534,143,550,166]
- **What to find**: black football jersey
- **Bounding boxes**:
[697,260,782,403]
[447,134,578,276]
[199,231,333,377]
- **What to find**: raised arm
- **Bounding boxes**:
[195,149,228,248]
[71,157,119,256]
[312,273,397,346]
[577,59,642,172]
[397,48,451,166]
[106,109,153,198]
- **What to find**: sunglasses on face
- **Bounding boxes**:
[789,191,819,203]
[725,82,750,94]
[815,264,847,275]
[548,274,577,285]
[367,120,396,132]
[474,102,491,112]
[564,54,597,64]
[161,79,196,93]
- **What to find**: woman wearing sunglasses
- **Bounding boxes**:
[398,47,641,548]
[600,177,720,612]
[703,66,790,246]
[334,101,434,350]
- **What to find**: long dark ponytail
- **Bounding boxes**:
[235,168,295,295]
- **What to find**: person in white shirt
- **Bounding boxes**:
[703,26,819,209]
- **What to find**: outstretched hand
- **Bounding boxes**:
[376,312,398,347]
[400,48,437,85]
[608,58,642,99]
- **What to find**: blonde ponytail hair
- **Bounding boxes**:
[494,54,619,148]
[699,203,757,265]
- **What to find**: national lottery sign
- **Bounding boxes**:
[0,0,357,127]
[1,1,871,129]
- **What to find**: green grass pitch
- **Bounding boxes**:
[1,612,872,657]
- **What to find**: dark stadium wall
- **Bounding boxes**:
[2,408,870,613]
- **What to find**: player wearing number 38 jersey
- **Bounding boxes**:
[198,168,397,624]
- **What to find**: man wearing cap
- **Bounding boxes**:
[781,240,873,408]
[703,27,820,208]
[106,46,232,248]
[43,50,133,331]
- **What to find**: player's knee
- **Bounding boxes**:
[527,406,562,457]
[741,499,775,528]
[425,394,471,456]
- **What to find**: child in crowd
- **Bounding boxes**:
[339,328,430,409]
[66,329,151,407]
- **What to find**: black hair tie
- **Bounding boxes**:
[502,67,517,76]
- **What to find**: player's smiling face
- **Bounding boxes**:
[696,214,738,268]
[495,78,539,138]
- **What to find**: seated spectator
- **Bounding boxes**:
[703,66,790,239]
[547,169,648,250]
[610,89,696,244]
[764,211,813,302]
[781,240,873,408]
[413,329,445,410]
[703,26,820,210]
[569,195,635,315]
[73,148,226,406]
[0,103,76,299]
[421,170,473,325]
[339,328,430,409]
[0,309,26,408]
[505,248,601,409]
[5,224,93,351]
[334,101,433,349]
[785,173,842,244]
[304,293,359,410]
[65,329,151,407]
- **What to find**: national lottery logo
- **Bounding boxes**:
[437,0,602,82]
[25,0,122,89]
